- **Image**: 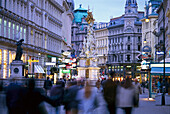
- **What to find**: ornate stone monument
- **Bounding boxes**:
[10,39,25,78]
[78,9,100,84]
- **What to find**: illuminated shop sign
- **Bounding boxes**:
[28,60,39,62]
[62,70,70,73]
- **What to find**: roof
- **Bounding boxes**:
[73,5,88,23]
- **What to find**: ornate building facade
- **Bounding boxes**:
[141,0,162,62]
[107,0,144,79]
[0,0,73,78]
[71,5,88,57]
[95,22,109,75]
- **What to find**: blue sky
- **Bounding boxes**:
[74,0,148,22]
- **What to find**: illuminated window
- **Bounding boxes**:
[13,24,15,40]
[3,50,7,78]
[20,27,22,40]
[8,22,11,38]
[24,28,26,43]
[4,20,7,37]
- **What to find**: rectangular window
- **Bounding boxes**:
[16,25,19,40]
[24,28,26,43]
[20,27,22,40]
[138,36,140,42]
[0,18,2,36]
[8,22,11,38]
[138,45,140,51]
[127,55,130,62]
[128,45,130,50]
[13,24,15,40]
[121,55,123,61]
[128,36,130,41]
[4,20,7,37]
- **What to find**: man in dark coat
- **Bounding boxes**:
[102,72,117,114]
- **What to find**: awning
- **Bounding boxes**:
[34,65,45,73]
[151,67,170,75]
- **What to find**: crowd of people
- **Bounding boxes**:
[3,72,147,114]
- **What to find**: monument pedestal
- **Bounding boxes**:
[10,60,24,78]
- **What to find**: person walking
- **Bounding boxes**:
[102,72,117,114]
[76,81,108,114]
[116,77,136,114]
[44,77,52,96]
[50,81,65,114]
[141,81,145,93]
[132,79,142,107]
[63,81,79,114]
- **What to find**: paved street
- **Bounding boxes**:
[0,88,170,114]
[45,88,170,114]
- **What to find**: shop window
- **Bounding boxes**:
[3,50,7,78]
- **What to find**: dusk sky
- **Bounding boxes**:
[74,0,148,22]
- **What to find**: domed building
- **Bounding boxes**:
[71,5,88,57]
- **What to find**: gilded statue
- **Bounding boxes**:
[85,11,95,25]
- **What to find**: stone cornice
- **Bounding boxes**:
[49,0,64,13]
[0,36,62,57]
[0,7,28,25]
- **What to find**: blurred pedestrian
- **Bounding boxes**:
[63,81,79,114]
[165,78,170,93]
[44,77,52,96]
[157,78,162,93]
[102,72,117,114]
[96,79,101,92]
[6,78,27,114]
[50,81,65,114]
[24,78,56,114]
[116,77,136,114]
[76,81,109,114]
[141,81,145,93]
[132,79,142,107]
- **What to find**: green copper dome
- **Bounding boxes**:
[73,4,88,23]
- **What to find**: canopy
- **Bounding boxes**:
[34,65,45,73]
[151,67,170,75]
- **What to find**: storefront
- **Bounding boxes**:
[150,63,170,98]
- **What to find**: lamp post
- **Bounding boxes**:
[160,4,166,105]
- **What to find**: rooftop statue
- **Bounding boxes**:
[85,10,95,25]
[15,39,24,60]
